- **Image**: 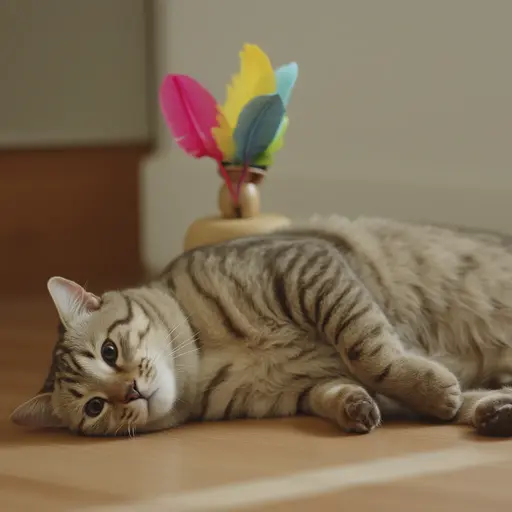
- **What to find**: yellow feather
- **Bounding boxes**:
[211,107,235,161]
[253,115,289,167]
[222,44,277,129]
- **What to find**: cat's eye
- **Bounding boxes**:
[84,397,105,418]
[101,339,118,367]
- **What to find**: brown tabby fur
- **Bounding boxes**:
[10,216,512,437]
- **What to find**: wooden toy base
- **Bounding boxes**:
[184,213,291,251]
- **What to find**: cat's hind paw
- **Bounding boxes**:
[400,358,463,421]
[474,395,512,437]
[338,389,381,434]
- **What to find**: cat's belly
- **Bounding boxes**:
[194,341,343,421]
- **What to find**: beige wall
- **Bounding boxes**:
[0,0,149,147]
[144,1,511,270]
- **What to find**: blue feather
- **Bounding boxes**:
[274,62,298,107]
[233,94,285,165]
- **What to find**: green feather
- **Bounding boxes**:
[253,116,289,167]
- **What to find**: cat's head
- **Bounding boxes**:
[10,277,197,436]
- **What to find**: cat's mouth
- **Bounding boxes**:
[130,380,143,401]
[122,380,145,403]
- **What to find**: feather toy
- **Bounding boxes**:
[213,47,298,172]
[252,63,297,167]
[233,94,285,194]
[160,74,222,160]
[212,44,277,166]
[274,62,298,107]
[233,94,285,164]
[158,43,298,209]
[223,44,277,129]
[253,115,289,167]
[211,109,236,163]
[159,74,236,201]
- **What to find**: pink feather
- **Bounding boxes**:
[159,74,237,204]
[159,74,223,161]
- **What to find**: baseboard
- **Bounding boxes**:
[0,145,150,295]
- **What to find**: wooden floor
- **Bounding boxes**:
[1,296,512,511]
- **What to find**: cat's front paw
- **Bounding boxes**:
[474,395,512,437]
[427,372,462,421]
[410,362,462,420]
[337,389,381,434]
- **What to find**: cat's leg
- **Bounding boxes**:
[300,378,381,434]
[375,389,512,436]
[302,258,461,420]
[456,388,512,437]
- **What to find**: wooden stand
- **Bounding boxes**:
[183,166,291,251]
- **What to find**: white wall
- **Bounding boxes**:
[0,0,149,147]
[142,0,512,272]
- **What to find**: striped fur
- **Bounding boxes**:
[11,215,512,437]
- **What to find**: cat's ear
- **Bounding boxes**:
[10,393,63,429]
[47,276,101,327]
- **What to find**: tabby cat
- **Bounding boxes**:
[10,216,512,437]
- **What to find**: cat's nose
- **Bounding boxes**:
[124,380,141,403]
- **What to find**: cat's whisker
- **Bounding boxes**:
[166,334,198,355]
[114,422,126,437]
[173,347,199,360]
[155,333,195,359]
[168,330,198,350]
[171,334,198,353]
[154,338,198,364]
[165,346,199,359]
[128,423,137,439]
[163,314,193,343]
[146,329,199,368]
